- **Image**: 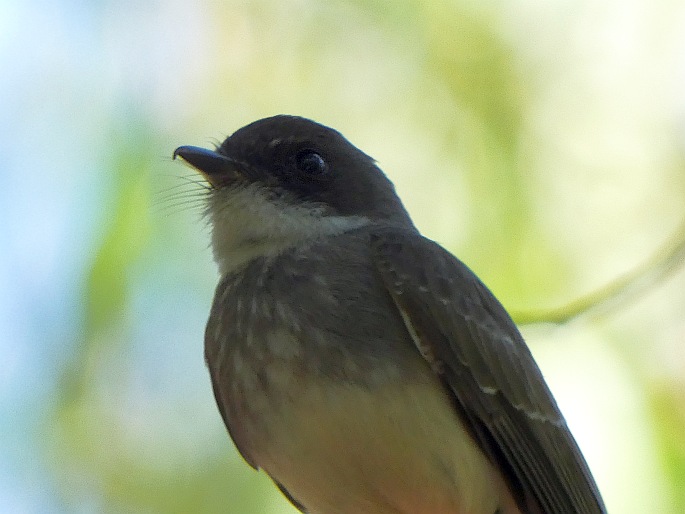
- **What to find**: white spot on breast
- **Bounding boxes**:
[220,284,232,303]
[266,329,302,359]
[259,300,272,321]
[244,330,254,348]
[213,320,224,342]
[275,301,289,322]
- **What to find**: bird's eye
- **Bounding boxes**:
[295,150,327,175]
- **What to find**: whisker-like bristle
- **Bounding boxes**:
[152,174,211,216]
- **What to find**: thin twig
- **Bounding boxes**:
[513,217,685,325]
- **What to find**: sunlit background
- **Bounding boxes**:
[2,0,685,512]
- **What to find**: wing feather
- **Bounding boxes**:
[371,228,606,514]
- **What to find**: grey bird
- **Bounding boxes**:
[173,115,606,514]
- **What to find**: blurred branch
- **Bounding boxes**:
[513,217,685,325]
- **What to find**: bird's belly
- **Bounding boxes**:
[236,359,517,514]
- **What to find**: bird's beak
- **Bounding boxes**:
[173,145,243,188]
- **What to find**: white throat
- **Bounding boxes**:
[207,184,370,275]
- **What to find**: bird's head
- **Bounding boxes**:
[174,115,413,273]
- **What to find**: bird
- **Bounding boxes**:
[173,115,606,514]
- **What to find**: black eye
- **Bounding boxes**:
[295,150,327,175]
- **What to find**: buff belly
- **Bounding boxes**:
[228,356,519,514]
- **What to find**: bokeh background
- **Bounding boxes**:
[2,0,685,512]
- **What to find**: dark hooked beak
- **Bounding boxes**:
[173,145,243,187]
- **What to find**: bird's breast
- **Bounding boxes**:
[203,243,518,514]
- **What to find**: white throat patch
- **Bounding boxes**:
[207,184,370,275]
